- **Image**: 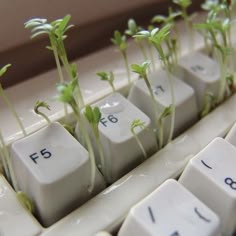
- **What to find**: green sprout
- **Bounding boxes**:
[200,92,216,118]
[130,119,148,159]
[157,105,173,148]
[134,25,176,145]
[56,78,97,192]
[152,8,181,65]
[16,191,34,213]
[195,5,233,104]
[111,30,131,84]
[0,65,26,136]
[173,0,194,51]
[25,15,84,110]
[34,100,51,124]
[131,61,162,146]
[97,71,115,92]
[125,19,148,61]
[83,105,110,182]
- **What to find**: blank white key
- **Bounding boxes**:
[176,51,220,110]
[0,175,41,236]
[77,92,157,183]
[179,137,236,235]
[11,122,105,227]
[118,179,221,236]
[128,69,198,144]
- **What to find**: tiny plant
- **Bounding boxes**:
[200,92,216,118]
[97,71,115,92]
[134,25,176,146]
[131,61,161,146]
[111,30,131,84]
[195,1,233,104]
[83,105,109,182]
[0,65,26,136]
[25,16,84,111]
[34,100,51,124]
[56,78,97,192]
[130,119,148,159]
[125,19,148,61]
[173,0,194,51]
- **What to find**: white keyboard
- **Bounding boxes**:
[1,8,236,236]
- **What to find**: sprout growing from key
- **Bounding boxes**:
[194,7,233,104]
[0,65,26,137]
[83,105,109,182]
[97,71,116,93]
[131,61,162,146]
[56,78,97,192]
[111,30,131,84]
[200,92,216,118]
[0,64,26,190]
[34,100,51,124]
[173,0,194,51]
[134,25,176,146]
[130,119,148,159]
[25,15,84,111]
[125,19,148,61]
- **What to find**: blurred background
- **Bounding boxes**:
[0,0,202,87]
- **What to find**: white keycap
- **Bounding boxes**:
[0,175,42,236]
[128,69,198,144]
[77,92,157,183]
[118,179,221,236]
[176,51,220,110]
[179,137,236,235]
[10,122,105,227]
[225,122,236,147]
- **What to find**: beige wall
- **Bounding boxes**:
[0,0,159,53]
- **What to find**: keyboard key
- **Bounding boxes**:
[176,51,220,110]
[128,69,198,144]
[0,175,42,236]
[118,179,220,236]
[77,92,157,183]
[10,122,105,227]
[179,137,236,235]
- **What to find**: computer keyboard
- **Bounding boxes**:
[1,7,236,236]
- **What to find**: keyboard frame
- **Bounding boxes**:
[1,12,236,236]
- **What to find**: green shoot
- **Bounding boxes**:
[200,92,216,118]
[152,8,181,63]
[25,16,84,109]
[34,100,51,124]
[16,191,34,213]
[0,129,18,190]
[83,105,109,182]
[56,78,97,192]
[131,61,161,146]
[111,30,131,84]
[97,71,116,92]
[63,124,75,136]
[173,0,194,51]
[130,119,148,159]
[0,65,26,136]
[158,105,173,148]
[195,6,233,104]
[125,19,148,60]
[134,25,176,145]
